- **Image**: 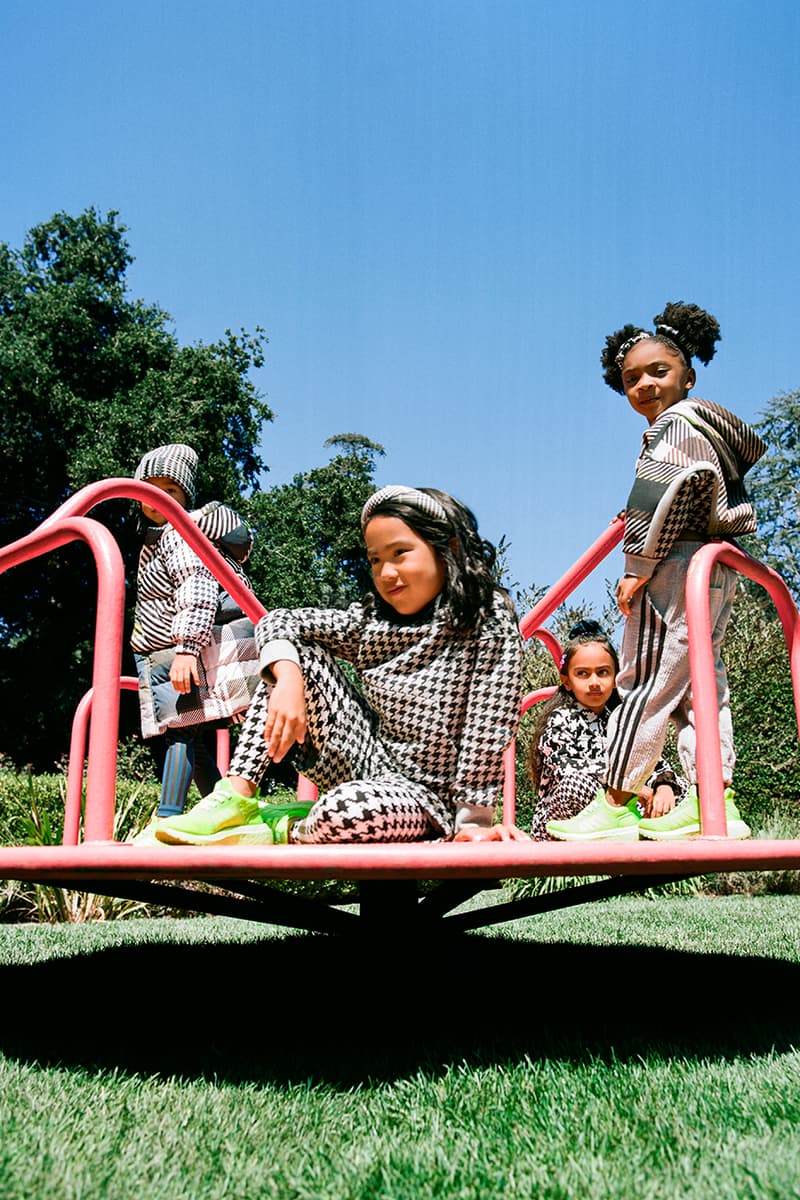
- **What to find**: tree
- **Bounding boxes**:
[244,434,385,609]
[724,586,800,829]
[0,209,272,767]
[746,388,800,598]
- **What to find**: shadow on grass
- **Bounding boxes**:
[1,933,799,1085]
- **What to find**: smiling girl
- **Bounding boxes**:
[547,303,765,842]
[154,485,526,846]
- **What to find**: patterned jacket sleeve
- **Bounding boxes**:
[451,597,523,830]
[161,531,220,657]
[623,413,721,578]
[255,602,364,678]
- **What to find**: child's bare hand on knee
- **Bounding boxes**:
[264,661,307,762]
[453,823,531,843]
[642,784,678,819]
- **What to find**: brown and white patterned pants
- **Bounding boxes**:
[605,542,737,793]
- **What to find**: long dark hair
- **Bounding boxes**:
[364,486,510,633]
[527,620,619,791]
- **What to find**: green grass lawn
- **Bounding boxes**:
[2,896,800,1199]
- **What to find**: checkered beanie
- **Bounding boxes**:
[134,443,198,506]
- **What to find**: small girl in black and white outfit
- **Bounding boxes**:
[529,621,686,840]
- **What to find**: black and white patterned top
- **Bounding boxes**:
[624,399,767,578]
[257,590,523,821]
[131,501,252,657]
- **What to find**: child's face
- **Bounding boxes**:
[562,643,616,714]
[365,515,447,616]
[140,476,189,525]
[620,339,696,425]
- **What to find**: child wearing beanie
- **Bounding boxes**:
[130,443,261,842]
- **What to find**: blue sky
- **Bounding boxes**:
[3,0,799,612]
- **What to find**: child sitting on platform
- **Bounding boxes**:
[153,485,527,846]
[528,620,686,840]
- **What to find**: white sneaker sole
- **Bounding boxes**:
[639,820,751,841]
[155,823,272,846]
[547,825,640,842]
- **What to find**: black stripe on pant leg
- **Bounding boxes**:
[607,598,667,789]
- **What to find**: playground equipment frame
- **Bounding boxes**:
[1,480,800,936]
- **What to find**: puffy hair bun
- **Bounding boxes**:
[654,301,721,366]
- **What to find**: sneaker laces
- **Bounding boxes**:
[191,794,228,812]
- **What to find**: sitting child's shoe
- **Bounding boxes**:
[129,815,164,846]
[638,785,751,840]
[155,778,261,844]
[183,800,316,845]
[546,790,641,841]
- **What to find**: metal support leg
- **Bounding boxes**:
[358,880,421,931]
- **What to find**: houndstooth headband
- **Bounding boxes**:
[615,323,683,367]
[361,485,448,531]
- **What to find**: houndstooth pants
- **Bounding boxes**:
[605,542,737,793]
[229,645,443,843]
[531,770,600,840]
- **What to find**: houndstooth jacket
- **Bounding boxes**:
[623,399,767,579]
[256,590,523,826]
[131,502,252,656]
[131,502,260,736]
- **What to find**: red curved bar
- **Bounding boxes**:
[46,478,267,625]
[687,541,800,836]
[501,688,557,825]
[0,516,125,842]
[519,516,624,640]
[65,677,140,845]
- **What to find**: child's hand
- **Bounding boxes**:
[264,661,307,762]
[170,653,200,693]
[453,824,531,843]
[616,574,647,617]
[642,784,678,819]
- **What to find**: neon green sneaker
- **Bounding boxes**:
[129,815,164,846]
[155,778,261,844]
[156,799,315,846]
[638,785,751,840]
[546,790,641,842]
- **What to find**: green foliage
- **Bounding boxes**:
[725,585,800,826]
[747,387,800,598]
[0,762,161,922]
[0,208,273,768]
[245,433,385,608]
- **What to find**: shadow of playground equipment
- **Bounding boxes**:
[1,933,799,1086]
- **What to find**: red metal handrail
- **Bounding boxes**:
[688,541,800,835]
[0,515,125,842]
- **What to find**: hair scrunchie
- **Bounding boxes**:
[360,485,448,531]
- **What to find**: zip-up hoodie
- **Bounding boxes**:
[623,399,768,579]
